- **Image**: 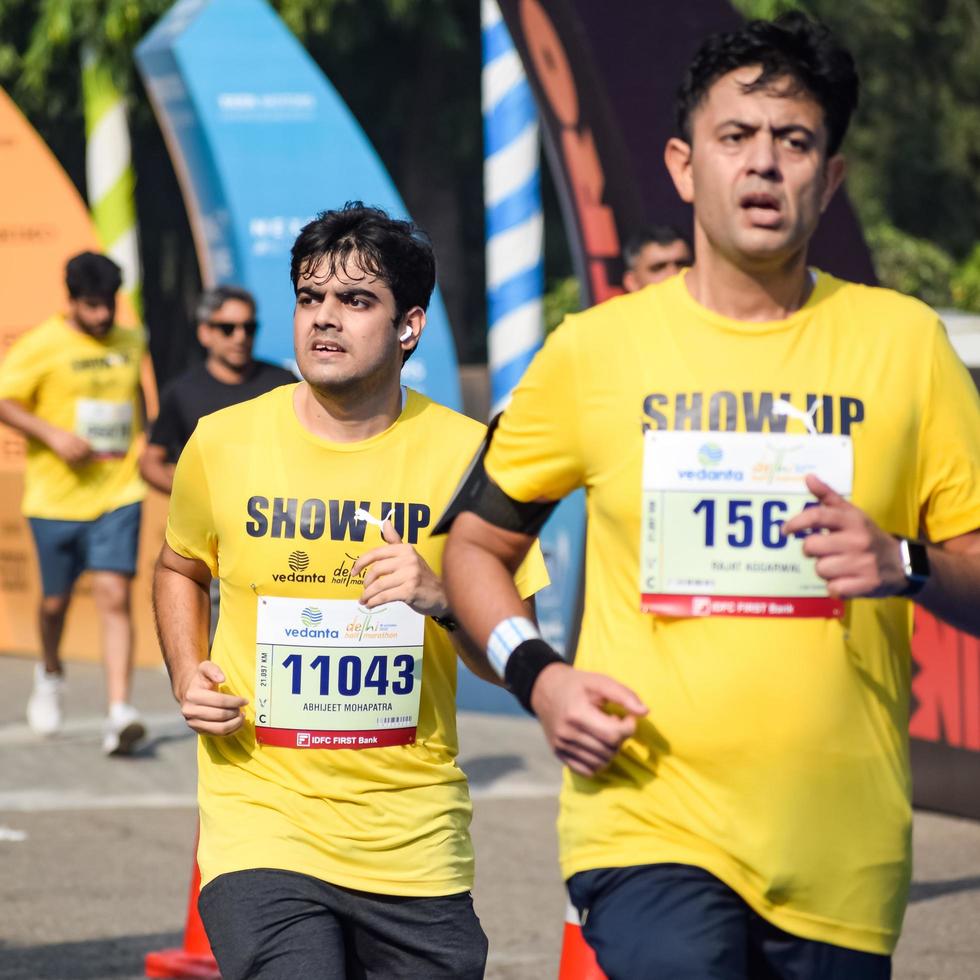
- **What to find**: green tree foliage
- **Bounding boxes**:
[952,245,980,314]
[0,1,169,117]
[731,0,980,308]
[864,223,955,308]
[0,1,466,111]
[0,1,490,363]
[544,276,581,335]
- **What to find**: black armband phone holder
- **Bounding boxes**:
[432,415,558,537]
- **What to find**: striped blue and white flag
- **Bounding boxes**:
[482,0,544,416]
[479,2,585,677]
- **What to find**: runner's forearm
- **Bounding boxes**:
[152,551,212,700]
[915,538,980,638]
[450,630,503,686]
[0,398,68,449]
[443,512,534,663]
[139,444,175,494]
[447,595,538,687]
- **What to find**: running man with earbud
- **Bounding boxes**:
[154,203,548,980]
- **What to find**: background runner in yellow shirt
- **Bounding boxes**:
[442,13,980,980]
[0,251,146,755]
[154,204,547,980]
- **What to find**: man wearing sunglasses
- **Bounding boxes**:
[140,286,295,495]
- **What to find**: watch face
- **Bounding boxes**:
[903,539,930,581]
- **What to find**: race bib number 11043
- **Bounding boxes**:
[254,597,424,748]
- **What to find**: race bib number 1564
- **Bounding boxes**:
[640,431,853,618]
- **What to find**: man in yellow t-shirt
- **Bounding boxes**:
[442,13,980,980]
[0,251,146,755]
[154,203,548,980]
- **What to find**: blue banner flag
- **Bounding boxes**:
[135,0,461,409]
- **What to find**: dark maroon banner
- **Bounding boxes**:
[498,0,876,304]
[499,0,978,820]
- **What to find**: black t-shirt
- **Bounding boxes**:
[150,360,297,462]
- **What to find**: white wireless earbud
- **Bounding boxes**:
[399,326,413,342]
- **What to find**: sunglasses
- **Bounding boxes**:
[208,320,258,337]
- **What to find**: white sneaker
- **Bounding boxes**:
[27,664,64,736]
[103,702,146,756]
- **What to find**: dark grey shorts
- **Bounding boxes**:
[198,868,488,980]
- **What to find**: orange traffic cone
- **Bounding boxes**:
[145,831,221,979]
[558,900,607,979]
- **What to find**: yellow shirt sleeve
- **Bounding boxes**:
[486,318,586,503]
[514,540,550,599]
[917,319,980,541]
[165,429,219,576]
[0,330,45,405]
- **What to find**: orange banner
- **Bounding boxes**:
[0,87,165,668]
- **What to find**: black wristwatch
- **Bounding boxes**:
[897,538,930,597]
[432,614,458,632]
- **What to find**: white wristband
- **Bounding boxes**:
[487,616,541,679]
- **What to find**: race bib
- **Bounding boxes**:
[640,430,853,618]
[254,597,424,749]
[75,399,133,458]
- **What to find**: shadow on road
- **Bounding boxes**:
[130,728,196,759]
[909,875,980,904]
[459,753,526,786]
[0,931,182,979]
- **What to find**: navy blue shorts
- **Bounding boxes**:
[28,502,142,596]
[567,864,891,980]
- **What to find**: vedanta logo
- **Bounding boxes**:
[677,468,744,482]
[698,443,723,467]
[301,607,323,627]
[285,619,340,640]
[289,551,310,572]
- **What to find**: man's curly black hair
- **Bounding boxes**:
[290,202,435,364]
[675,11,859,156]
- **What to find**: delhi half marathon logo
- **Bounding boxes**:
[698,443,723,467]
[301,607,323,627]
[289,551,310,571]
[333,553,365,587]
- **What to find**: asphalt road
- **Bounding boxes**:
[0,655,978,980]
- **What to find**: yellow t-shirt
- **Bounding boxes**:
[167,384,549,896]
[485,271,980,955]
[0,314,145,520]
